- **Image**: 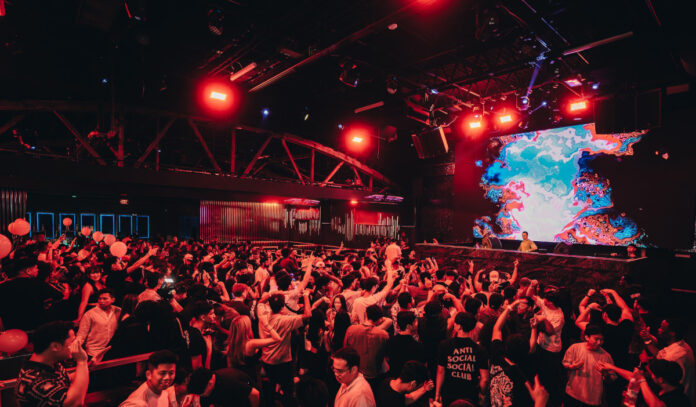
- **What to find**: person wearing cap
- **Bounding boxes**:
[518,232,538,252]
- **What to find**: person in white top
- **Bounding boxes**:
[120,351,179,407]
[384,240,402,268]
[351,269,397,324]
[333,347,376,407]
[76,288,120,360]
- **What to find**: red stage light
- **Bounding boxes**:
[498,114,513,124]
[349,199,358,206]
[469,120,482,129]
[351,136,364,143]
[209,91,228,101]
[569,100,588,112]
[198,80,237,115]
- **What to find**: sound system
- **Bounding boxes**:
[594,89,661,134]
[411,127,450,159]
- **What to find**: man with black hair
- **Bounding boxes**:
[137,272,163,304]
[644,318,695,403]
[259,290,312,405]
[333,347,376,407]
[76,288,120,360]
[351,270,397,324]
[530,283,565,404]
[345,305,391,387]
[16,321,89,407]
[435,312,489,407]
[562,324,615,406]
[385,311,425,378]
[375,361,433,407]
[185,301,215,370]
[340,274,362,312]
[187,367,259,407]
[120,350,178,407]
[598,359,691,407]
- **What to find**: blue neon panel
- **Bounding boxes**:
[118,215,133,235]
[59,213,77,235]
[100,214,115,235]
[80,213,97,230]
[36,212,55,238]
[136,215,150,238]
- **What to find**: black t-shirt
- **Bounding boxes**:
[375,378,406,407]
[16,361,70,407]
[489,339,533,407]
[202,368,253,407]
[436,336,488,404]
[385,334,426,377]
[602,319,634,368]
[659,388,691,407]
[184,326,208,370]
[0,277,61,330]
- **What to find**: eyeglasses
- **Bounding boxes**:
[332,366,351,374]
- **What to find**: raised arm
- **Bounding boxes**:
[509,259,519,285]
[295,264,313,293]
[473,268,485,292]
[601,289,634,322]
[63,342,89,407]
[578,289,595,314]
[126,247,158,273]
[493,300,519,341]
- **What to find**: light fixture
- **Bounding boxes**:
[262,108,270,117]
[564,78,583,88]
[209,91,227,101]
[569,100,588,112]
[351,136,364,143]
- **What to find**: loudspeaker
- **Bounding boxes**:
[411,128,450,159]
[594,90,661,134]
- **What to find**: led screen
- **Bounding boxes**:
[472,123,650,245]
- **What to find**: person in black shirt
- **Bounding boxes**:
[489,300,534,407]
[385,311,426,378]
[0,257,61,331]
[187,367,260,407]
[435,312,489,407]
[184,301,215,370]
[15,321,89,407]
[375,361,432,407]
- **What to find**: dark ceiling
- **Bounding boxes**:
[0,0,694,185]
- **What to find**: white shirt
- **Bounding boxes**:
[120,382,177,407]
[76,306,121,357]
[385,243,401,263]
[335,374,376,407]
[351,290,389,324]
[657,340,695,403]
[535,297,564,353]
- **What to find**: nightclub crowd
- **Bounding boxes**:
[0,232,693,407]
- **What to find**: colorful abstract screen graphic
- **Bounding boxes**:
[474,123,648,245]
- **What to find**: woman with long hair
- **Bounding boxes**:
[75,266,106,322]
[325,294,347,328]
[226,315,281,385]
[325,310,351,353]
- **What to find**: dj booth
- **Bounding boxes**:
[415,243,646,300]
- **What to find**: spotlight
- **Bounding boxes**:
[521,96,529,105]
[591,83,600,90]
[430,88,439,95]
[541,100,548,106]
[304,113,310,121]
[469,120,482,129]
[101,78,109,84]
[351,136,364,143]
[209,91,228,101]
[388,23,398,30]
[338,124,344,130]
[350,199,358,206]
[569,100,588,112]
[262,108,270,117]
